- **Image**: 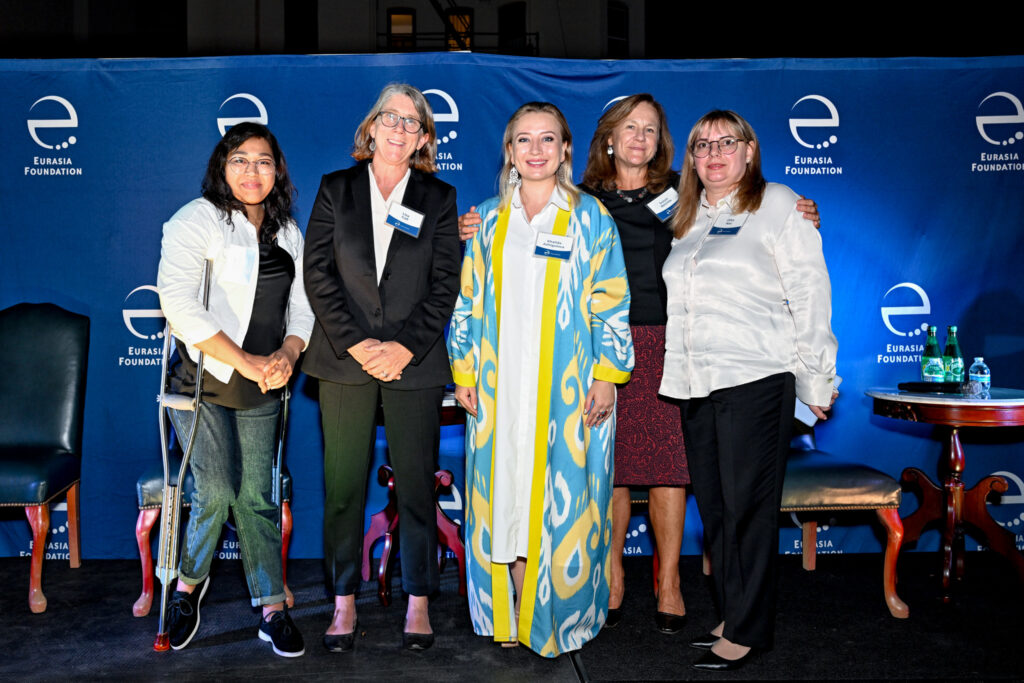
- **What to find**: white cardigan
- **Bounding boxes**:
[157,198,314,383]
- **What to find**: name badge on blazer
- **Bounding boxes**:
[646,187,678,222]
[709,213,747,235]
[534,233,574,260]
[386,203,425,238]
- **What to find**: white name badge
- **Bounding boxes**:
[385,203,425,238]
[221,245,257,284]
[709,213,748,235]
[646,187,678,222]
[534,233,574,260]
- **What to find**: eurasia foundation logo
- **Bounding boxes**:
[423,89,463,172]
[877,282,932,366]
[217,93,269,135]
[24,95,84,176]
[971,91,1024,173]
[983,470,1024,551]
[119,285,164,368]
[785,94,842,176]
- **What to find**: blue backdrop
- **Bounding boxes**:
[2,53,1023,562]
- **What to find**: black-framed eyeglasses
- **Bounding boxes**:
[691,136,745,158]
[377,110,423,134]
[226,157,276,175]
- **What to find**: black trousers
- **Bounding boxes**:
[319,380,443,597]
[681,372,794,649]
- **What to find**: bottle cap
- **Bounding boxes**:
[974,357,984,361]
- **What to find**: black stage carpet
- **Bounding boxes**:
[1,552,1021,681]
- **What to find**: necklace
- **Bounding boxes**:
[615,186,649,203]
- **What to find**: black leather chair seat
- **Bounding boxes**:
[782,434,901,511]
[136,458,292,510]
[0,447,79,505]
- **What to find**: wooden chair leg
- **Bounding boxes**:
[281,500,294,608]
[802,521,817,571]
[133,508,161,617]
[26,504,50,614]
[876,507,910,618]
[66,482,81,569]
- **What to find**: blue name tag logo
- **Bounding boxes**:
[386,213,421,238]
[534,245,572,259]
[709,225,741,235]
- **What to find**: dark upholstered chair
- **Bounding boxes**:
[132,437,294,616]
[0,303,89,613]
[780,427,909,618]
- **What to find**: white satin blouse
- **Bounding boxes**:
[659,183,839,407]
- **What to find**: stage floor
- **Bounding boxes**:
[1,552,1021,681]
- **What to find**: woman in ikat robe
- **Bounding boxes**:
[448,102,633,656]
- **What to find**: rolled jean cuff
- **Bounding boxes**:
[251,591,287,608]
[178,572,209,587]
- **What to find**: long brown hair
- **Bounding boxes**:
[581,94,675,194]
[672,109,765,238]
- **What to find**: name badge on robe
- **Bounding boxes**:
[646,187,678,222]
[709,213,747,235]
[221,245,257,284]
[385,203,425,238]
[534,233,574,260]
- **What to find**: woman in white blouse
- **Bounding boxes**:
[660,110,838,672]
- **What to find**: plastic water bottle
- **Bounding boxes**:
[968,357,991,392]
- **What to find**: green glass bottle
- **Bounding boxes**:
[921,325,945,382]
[943,325,965,382]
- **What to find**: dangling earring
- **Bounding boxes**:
[607,145,614,157]
[509,166,520,185]
[369,139,376,152]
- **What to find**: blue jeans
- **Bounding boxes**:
[170,399,285,607]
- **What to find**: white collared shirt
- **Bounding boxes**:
[157,198,314,383]
[659,183,839,407]
[368,164,412,283]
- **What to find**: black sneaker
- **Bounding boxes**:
[167,576,210,650]
[258,609,305,657]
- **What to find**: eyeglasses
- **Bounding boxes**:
[377,110,423,134]
[691,136,745,158]
[226,157,276,175]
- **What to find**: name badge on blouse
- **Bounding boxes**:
[221,245,257,284]
[534,233,574,260]
[709,213,747,235]
[646,187,678,222]
[385,204,425,238]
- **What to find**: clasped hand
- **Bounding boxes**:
[349,338,413,382]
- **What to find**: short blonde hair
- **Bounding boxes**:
[673,109,765,238]
[352,83,438,173]
[498,102,579,211]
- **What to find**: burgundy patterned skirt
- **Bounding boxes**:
[614,325,689,486]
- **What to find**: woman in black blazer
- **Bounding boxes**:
[303,83,461,652]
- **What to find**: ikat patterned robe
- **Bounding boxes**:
[448,192,633,656]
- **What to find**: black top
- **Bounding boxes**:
[581,172,679,325]
[172,241,294,410]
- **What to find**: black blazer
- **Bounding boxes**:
[302,163,460,389]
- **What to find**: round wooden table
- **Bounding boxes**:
[866,388,1024,601]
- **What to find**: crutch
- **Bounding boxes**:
[153,260,211,651]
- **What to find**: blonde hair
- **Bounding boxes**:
[352,83,438,173]
[581,94,675,194]
[497,102,579,211]
[672,110,765,238]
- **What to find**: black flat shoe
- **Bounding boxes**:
[605,607,622,628]
[688,631,719,650]
[690,648,756,672]
[655,611,687,634]
[322,620,358,652]
[403,631,434,651]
